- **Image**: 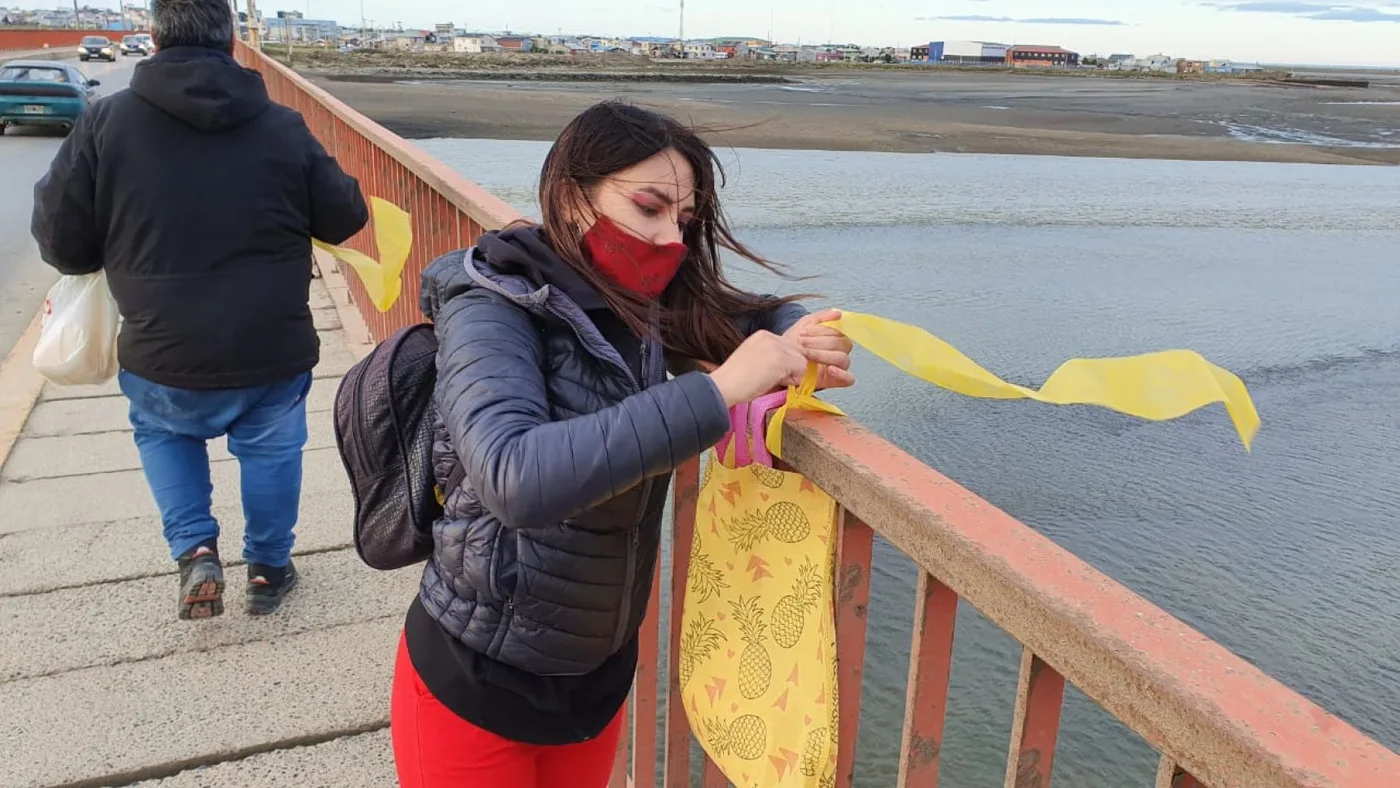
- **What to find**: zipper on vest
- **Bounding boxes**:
[612,334,664,654]
[541,296,662,657]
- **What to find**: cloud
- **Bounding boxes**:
[1204,1,1400,21]
[1020,17,1130,25]
[916,15,1015,22]
[916,15,1128,25]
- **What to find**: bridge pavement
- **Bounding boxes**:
[0,74,407,782]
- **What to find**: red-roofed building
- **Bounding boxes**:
[1007,45,1080,68]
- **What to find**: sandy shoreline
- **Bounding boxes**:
[302,66,1400,166]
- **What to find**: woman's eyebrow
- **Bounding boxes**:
[636,186,674,203]
[636,185,698,212]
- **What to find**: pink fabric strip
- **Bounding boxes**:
[714,400,749,466]
[732,401,753,467]
[746,391,790,468]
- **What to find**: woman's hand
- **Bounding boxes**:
[708,331,811,408]
[784,308,856,390]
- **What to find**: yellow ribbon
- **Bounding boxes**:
[766,311,1260,458]
[312,196,413,313]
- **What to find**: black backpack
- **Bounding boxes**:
[332,323,462,570]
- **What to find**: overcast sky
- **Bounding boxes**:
[283,0,1393,66]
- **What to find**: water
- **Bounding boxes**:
[415,139,1400,785]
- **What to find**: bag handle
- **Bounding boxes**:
[714,401,751,468]
[746,391,789,468]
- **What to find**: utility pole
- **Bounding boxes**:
[245,0,260,47]
[678,0,684,43]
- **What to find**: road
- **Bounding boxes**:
[0,54,139,359]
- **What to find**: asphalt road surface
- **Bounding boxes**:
[0,54,139,359]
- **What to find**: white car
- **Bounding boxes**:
[121,34,155,57]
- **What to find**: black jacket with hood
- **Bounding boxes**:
[31,46,368,389]
[406,227,807,743]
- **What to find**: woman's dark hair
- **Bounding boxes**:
[534,100,806,366]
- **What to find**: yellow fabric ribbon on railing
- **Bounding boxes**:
[312,196,413,313]
[765,311,1260,458]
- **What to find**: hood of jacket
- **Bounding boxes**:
[420,225,607,323]
[130,46,270,132]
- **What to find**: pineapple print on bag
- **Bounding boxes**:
[772,558,821,649]
[827,654,840,744]
[729,501,813,550]
[732,595,773,700]
[800,727,829,777]
[680,430,841,788]
[688,533,729,604]
[750,464,785,489]
[704,714,769,761]
[679,612,726,689]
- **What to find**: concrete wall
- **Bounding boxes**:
[0,29,134,50]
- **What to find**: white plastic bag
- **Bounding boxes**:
[32,271,120,386]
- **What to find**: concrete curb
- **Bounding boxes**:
[0,312,47,475]
[312,248,375,362]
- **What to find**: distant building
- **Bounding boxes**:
[495,35,533,53]
[1177,59,1205,75]
[452,35,492,54]
[928,40,1008,65]
[1007,45,1080,68]
[1205,60,1266,75]
[1120,53,1174,72]
[911,44,929,61]
[381,32,426,51]
[265,11,338,44]
[682,41,725,59]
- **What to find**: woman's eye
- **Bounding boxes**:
[637,205,660,218]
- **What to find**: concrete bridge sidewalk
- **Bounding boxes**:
[0,262,412,788]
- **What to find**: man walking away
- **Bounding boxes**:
[31,0,369,620]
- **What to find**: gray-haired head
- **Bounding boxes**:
[151,0,236,52]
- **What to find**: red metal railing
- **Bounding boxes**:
[232,42,523,338]
[233,41,1400,788]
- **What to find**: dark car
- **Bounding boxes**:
[121,34,154,57]
[0,60,101,135]
[78,36,116,62]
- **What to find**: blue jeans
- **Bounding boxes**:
[119,370,313,567]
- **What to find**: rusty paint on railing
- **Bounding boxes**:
[232,40,1400,788]
[897,573,958,788]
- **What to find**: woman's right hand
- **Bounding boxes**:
[708,330,811,408]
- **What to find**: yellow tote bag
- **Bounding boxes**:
[682,394,840,788]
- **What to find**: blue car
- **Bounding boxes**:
[0,60,101,136]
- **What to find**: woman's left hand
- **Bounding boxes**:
[784,308,855,390]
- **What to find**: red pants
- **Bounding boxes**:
[390,634,625,787]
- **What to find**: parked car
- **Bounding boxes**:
[121,34,154,57]
[0,61,101,136]
[77,36,116,62]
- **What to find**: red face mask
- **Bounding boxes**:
[582,216,687,300]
